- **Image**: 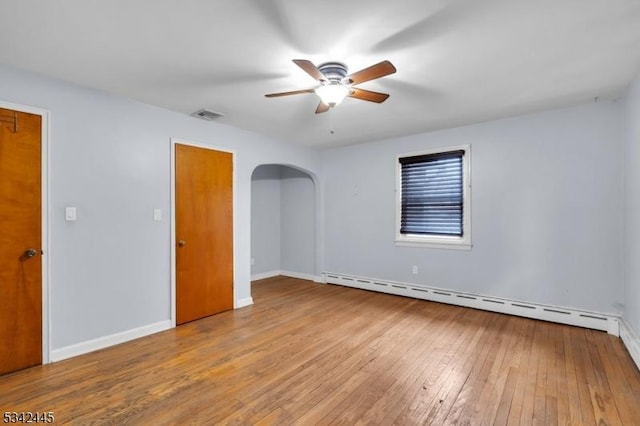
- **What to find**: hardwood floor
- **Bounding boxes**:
[1,276,639,425]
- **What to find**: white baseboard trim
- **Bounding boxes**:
[251,270,281,281]
[251,270,324,283]
[280,270,323,283]
[323,272,620,336]
[236,297,254,308]
[313,275,327,284]
[50,320,172,362]
[620,319,640,371]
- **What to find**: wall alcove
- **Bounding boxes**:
[250,164,317,281]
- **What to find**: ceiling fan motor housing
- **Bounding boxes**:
[318,62,348,84]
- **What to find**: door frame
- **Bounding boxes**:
[170,138,237,327]
[0,100,51,364]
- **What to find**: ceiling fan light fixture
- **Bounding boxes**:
[315,84,350,107]
[265,59,395,114]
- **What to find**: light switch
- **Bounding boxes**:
[65,207,76,221]
[153,209,162,221]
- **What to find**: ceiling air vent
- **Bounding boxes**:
[191,108,224,121]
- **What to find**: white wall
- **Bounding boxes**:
[625,74,640,333]
[0,63,320,351]
[251,165,282,275]
[322,101,625,314]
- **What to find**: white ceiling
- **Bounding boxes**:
[1,0,639,148]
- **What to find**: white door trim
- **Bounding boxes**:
[170,138,237,327]
[0,100,51,364]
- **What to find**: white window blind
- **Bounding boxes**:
[399,150,464,237]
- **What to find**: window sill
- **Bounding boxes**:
[395,238,472,250]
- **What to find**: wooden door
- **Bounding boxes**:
[0,107,42,375]
[175,144,233,324]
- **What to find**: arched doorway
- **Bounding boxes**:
[250,164,317,281]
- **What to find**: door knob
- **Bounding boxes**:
[178,240,186,248]
[24,248,38,258]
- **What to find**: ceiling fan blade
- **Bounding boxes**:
[346,60,396,85]
[265,88,315,98]
[315,101,330,114]
[293,59,327,82]
[348,88,390,103]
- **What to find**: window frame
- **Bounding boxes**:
[395,144,472,250]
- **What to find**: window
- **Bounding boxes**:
[396,145,471,249]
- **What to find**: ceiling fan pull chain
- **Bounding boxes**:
[329,108,336,135]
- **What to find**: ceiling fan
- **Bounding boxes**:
[265,59,396,114]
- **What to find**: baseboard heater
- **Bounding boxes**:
[322,272,619,336]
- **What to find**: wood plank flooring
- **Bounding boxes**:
[1,276,639,425]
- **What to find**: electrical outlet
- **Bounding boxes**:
[251,258,255,266]
[412,265,418,275]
